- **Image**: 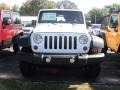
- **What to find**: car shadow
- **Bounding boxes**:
[0,49,14,59]
[0,50,120,85]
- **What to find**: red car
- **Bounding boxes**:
[0,10,23,52]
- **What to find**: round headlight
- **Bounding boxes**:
[33,33,43,44]
[79,35,88,44]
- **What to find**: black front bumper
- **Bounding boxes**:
[17,52,104,66]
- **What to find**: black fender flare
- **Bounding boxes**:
[99,32,107,48]
[16,30,23,36]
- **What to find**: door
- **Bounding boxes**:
[1,11,13,47]
[106,14,119,52]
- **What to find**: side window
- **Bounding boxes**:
[109,15,118,28]
[2,11,12,28]
[3,11,11,20]
[3,11,11,25]
[101,16,109,30]
[13,12,21,24]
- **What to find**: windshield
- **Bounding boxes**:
[92,24,101,29]
[22,21,32,27]
[38,10,84,24]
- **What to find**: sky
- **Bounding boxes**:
[0,0,120,13]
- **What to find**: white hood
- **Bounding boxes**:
[33,23,88,34]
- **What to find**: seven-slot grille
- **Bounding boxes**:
[44,36,77,50]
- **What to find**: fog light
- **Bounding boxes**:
[46,57,51,63]
[33,45,38,50]
[83,46,87,51]
[70,58,75,63]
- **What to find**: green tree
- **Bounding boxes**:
[86,7,108,24]
[105,3,120,11]
[20,0,35,16]
[46,1,56,9]
[20,0,56,16]
[57,0,78,9]
[86,3,120,24]
[0,3,10,10]
[12,4,19,12]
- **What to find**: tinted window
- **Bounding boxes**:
[92,24,101,29]
[21,21,32,27]
[13,12,21,24]
[38,11,84,24]
[109,15,118,28]
[101,16,109,30]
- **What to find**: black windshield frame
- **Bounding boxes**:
[38,10,84,24]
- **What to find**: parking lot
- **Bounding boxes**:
[0,49,120,85]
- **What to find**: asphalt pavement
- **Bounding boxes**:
[0,49,120,85]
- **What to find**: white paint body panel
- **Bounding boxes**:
[34,24,88,33]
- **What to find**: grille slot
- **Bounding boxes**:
[49,36,52,49]
[69,36,72,49]
[74,37,77,49]
[59,36,62,49]
[64,36,67,49]
[54,36,57,49]
[44,36,77,50]
[44,36,47,49]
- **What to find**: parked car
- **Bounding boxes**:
[92,24,101,36]
[21,16,37,35]
[0,10,22,52]
[88,24,101,36]
[18,9,104,78]
[101,10,120,53]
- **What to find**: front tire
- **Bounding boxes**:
[19,61,36,77]
[13,43,19,53]
[13,35,20,53]
[21,47,32,53]
[84,63,100,78]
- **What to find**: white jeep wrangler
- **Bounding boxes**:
[18,9,104,78]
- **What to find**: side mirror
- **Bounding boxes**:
[31,20,36,27]
[3,18,12,25]
[86,21,92,29]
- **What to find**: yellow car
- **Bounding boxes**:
[101,12,120,53]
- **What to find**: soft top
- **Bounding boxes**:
[39,9,82,12]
